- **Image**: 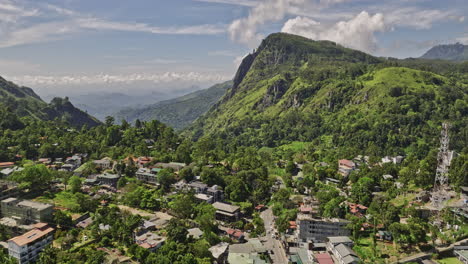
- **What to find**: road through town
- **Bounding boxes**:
[260,208,289,264]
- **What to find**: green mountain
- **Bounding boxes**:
[188,33,468,156]
[114,81,232,130]
[420,43,468,61]
[0,76,101,128]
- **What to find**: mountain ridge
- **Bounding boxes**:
[420,43,468,61]
[187,33,468,157]
[0,76,101,127]
[113,81,232,130]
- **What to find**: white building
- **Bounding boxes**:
[8,223,54,264]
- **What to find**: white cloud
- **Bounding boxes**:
[385,7,461,30]
[281,11,386,52]
[194,0,258,7]
[6,72,231,87]
[77,18,225,35]
[0,2,226,48]
[457,35,468,44]
[0,21,76,48]
[228,0,307,47]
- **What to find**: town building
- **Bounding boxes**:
[346,202,367,217]
[0,183,18,201]
[154,162,185,171]
[212,202,240,222]
[93,158,112,170]
[297,214,350,242]
[209,242,229,264]
[314,253,334,264]
[331,243,360,264]
[289,247,313,264]
[0,162,15,169]
[136,168,158,185]
[338,159,356,177]
[183,181,224,203]
[381,155,405,164]
[1,167,23,178]
[135,232,166,252]
[326,236,354,249]
[8,223,54,264]
[227,238,269,264]
[187,228,203,240]
[96,173,120,187]
[1,198,53,224]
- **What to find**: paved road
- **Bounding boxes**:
[260,208,288,264]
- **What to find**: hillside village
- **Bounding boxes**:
[0,136,466,264]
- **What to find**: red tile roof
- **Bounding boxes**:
[315,253,334,264]
[339,159,355,168]
[0,162,14,168]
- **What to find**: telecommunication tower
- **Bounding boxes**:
[431,123,452,209]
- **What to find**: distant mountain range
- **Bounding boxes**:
[113,81,232,130]
[420,43,468,61]
[0,76,100,127]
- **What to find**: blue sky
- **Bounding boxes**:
[0,0,466,97]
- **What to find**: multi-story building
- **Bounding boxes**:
[136,168,158,185]
[188,181,224,203]
[8,223,54,264]
[96,173,120,187]
[212,202,240,222]
[297,214,350,242]
[93,158,112,170]
[1,198,54,224]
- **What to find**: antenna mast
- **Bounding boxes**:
[431,122,452,209]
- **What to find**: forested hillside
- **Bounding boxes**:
[188,33,468,159]
[0,76,100,127]
[114,81,232,130]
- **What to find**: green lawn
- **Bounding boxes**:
[437,257,462,264]
[35,191,80,211]
[54,191,80,210]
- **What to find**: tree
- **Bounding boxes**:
[285,160,297,175]
[9,164,52,192]
[166,219,188,243]
[179,167,194,182]
[158,169,176,191]
[69,175,82,193]
[176,140,192,164]
[350,177,374,206]
[105,116,115,127]
[169,193,196,219]
[54,210,72,229]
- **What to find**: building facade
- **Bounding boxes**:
[297,214,350,242]
[212,202,240,222]
[1,198,53,224]
[8,223,54,264]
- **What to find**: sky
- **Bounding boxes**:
[0,0,466,98]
